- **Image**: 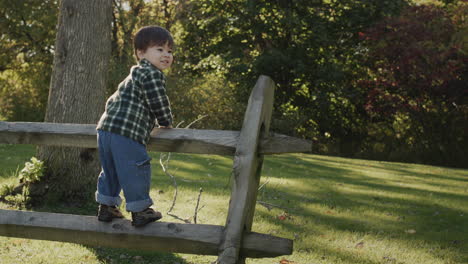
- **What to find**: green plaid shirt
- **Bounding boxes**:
[97,59,173,145]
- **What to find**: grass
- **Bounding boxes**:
[0,144,467,264]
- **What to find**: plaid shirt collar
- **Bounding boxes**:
[139,58,157,71]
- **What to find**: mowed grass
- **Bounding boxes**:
[0,144,467,264]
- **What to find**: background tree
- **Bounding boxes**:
[30,0,113,204]
[0,0,57,121]
[171,0,408,150]
[359,3,468,166]
[1,0,466,169]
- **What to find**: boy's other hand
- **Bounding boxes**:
[150,125,172,136]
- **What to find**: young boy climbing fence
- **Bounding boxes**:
[95,26,174,227]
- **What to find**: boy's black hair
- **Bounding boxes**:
[133,26,174,59]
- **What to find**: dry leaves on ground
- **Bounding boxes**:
[280,258,297,264]
[277,212,292,221]
[355,241,365,249]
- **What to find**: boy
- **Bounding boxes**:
[95,26,174,227]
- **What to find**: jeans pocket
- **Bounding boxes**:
[135,157,152,178]
[136,157,152,167]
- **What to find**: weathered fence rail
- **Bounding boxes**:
[0,123,310,155]
[0,209,291,258]
[0,75,312,264]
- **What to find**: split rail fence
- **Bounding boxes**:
[0,75,312,264]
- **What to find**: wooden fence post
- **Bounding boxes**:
[217,75,275,264]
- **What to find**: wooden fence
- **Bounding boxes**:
[0,75,311,264]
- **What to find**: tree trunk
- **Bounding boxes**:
[32,0,113,204]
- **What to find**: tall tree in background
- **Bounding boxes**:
[30,0,113,204]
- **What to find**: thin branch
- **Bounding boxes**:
[159,116,207,220]
[257,200,295,212]
[179,178,208,183]
[167,213,191,223]
[185,115,208,129]
[160,153,177,213]
[258,179,270,191]
[175,121,185,128]
[193,188,203,224]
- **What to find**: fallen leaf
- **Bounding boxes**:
[405,229,416,234]
[278,214,287,221]
[355,241,365,249]
[277,212,291,221]
[279,258,296,264]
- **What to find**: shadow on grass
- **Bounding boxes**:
[260,154,467,263]
[1,145,467,263]
[85,246,190,264]
[153,152,468,263]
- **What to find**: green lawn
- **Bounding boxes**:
[0,144,467,264]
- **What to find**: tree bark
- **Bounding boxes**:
[32,0,113,204]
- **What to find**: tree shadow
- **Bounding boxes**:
[2,146,467,263]
[150,152,468,263]
[254,154,468,263]
[85,245,190,264]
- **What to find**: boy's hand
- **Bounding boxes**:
[150,125,172,136]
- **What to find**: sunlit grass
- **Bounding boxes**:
[0,145,467,264]
[0,144,36,184]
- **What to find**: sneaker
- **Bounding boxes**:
[97,204,124,222]
[131,208,162,227]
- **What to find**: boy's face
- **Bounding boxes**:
[137,43,173,71]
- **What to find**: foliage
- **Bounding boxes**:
[0,182,15,197]
[0,156,45,207]
[18,157,45,184]
[359,3,468,166]
[167,72,245,130]
[1,0,467,167]
[0,0,57,121]
[172,0,409,156]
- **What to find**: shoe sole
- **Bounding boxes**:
[131,215,162,227]
[98,216,113,222]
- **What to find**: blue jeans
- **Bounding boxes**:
[95,130,153,212]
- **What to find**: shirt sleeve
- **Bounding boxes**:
[140,69,173,127]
